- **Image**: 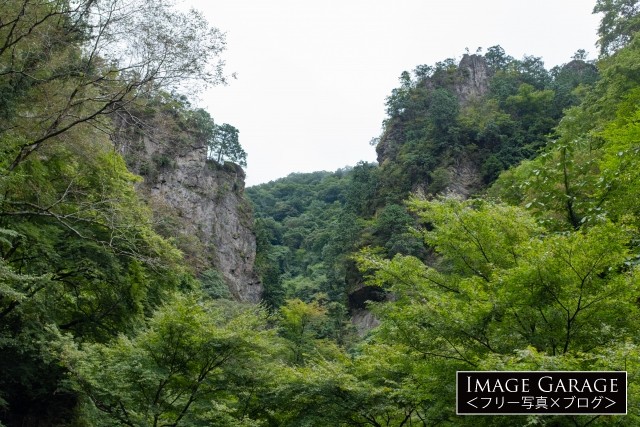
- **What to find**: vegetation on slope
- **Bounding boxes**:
[248,45,600,322]
[2,0,640,425]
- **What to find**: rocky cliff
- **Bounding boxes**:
[115,110,262,303]
[350,55,491,331]
[453,54,491,104]
[375,54,489,198]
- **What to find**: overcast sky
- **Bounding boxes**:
[184,1,601,187]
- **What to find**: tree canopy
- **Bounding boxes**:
[3,0,640,425]
[209,123,247,167]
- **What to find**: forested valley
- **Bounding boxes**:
[2,0,640,426]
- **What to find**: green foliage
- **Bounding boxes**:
[360,28,640,414]
[429,88,461,145]
[409,198,541,276]
[484,45,514,70]
[75,295,275,426]
[373,204,425,258]
[0,0,229,422]
[374,47,599,205]
[490,31,640,232]
[345,162,380,217]
[199,269,233,300]
[278,299,330,364]
[253,219,286,310]
[4,1,640,425]
[247,170,356,309]
[1,135,184,332]
[0,130,188,424]
[356,198,640,424]
[594,0,640,56]
[208,123,248,167]
[550,59,600,116]
[0,0,228,173]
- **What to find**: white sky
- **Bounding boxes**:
[184,1,601,187]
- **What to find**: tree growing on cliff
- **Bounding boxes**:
[0,0,226,422]
[1,0,228,172]
[207,123,248,167]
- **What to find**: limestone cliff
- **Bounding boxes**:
[453,54,491,104]
[351,55,490,332]
[115,111,262,303]
[440,154,483,199]
[442,55,490,197]
[375,54,489,197]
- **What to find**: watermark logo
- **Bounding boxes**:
[457,371,627,415]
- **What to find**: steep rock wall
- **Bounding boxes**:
[376,54,491,169]
[353,55,490,332]
[454,54,491,104]
[116,117,262,303]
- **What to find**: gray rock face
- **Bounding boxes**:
[441,154,482,199]
[117,125,261,303]
[153,151,261,302]
[454,54,490,104]
[351,309,380,336]
[357,55,491,332]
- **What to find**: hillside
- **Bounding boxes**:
[2,0,640,426]
[247,47,600,326]
[113,98,261,302]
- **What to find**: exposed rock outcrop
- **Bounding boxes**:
[376,54,491,168]
[441,154,483,198]
[115,114,262,303]
[351,309,380,336]
[454,54,491,104]
[355,55,491,332]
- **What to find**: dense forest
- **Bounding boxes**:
[2,0,640,426]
